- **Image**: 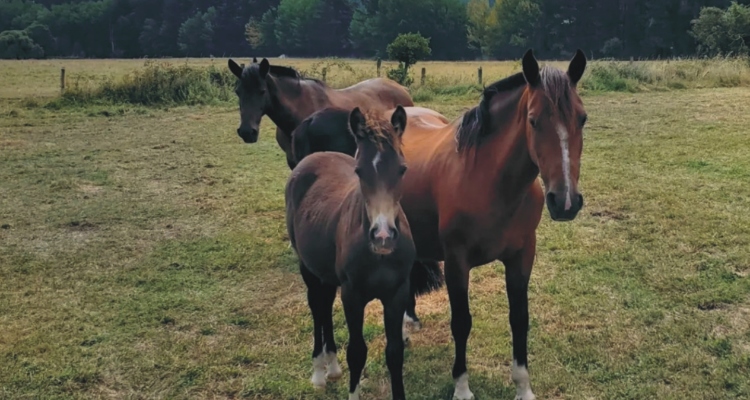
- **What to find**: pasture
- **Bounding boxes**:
[1,58,750,399]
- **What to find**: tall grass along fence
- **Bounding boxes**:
[50,56,750,108]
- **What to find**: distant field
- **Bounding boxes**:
[2,56,750,100]
[0,58,749,399]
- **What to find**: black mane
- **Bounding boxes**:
[241,62,324,85]
[455,72,527,152]
[455,67,572,152]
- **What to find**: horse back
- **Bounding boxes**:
[333,78,414,108]
[290,107,355,167]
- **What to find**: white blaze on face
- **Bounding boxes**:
[556,122,572,211]
[372,151,382,172]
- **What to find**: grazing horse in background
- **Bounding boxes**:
[227,57,414,169]
[289,105,449,341]
[285,106,422,400]
[380,49,588,400]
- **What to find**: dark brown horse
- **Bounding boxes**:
[381,49,588,399]
[289,105,449,340]
[286,106,428,400]
[228,57,414,169]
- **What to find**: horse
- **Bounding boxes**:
[289,105,449,341]
[285,106,428,400]
[378,49,588,400]
[227,57,414,170]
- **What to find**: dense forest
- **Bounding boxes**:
[1,0,750,60]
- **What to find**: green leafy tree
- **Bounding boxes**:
[488,0,541,58]
[177,7,217,56]
[691,2,750,56]
[466,0,496,59]
[386,32,431,85]
[0,30,44,59]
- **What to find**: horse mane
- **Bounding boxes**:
[361,109,402,153]
[239,62,325,85]
[455,66,572,152]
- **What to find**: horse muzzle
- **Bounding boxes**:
[369,226,399,255]
[237,127,259,143]
[546,191,584,222]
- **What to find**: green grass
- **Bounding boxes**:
[1,64,750,399]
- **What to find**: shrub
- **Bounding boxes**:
[386,32,431,85]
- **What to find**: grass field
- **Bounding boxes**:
[1,58,750,399]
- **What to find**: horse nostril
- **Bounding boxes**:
[390,228,398,241]
[546,192,556,208]
[369,227,377,241]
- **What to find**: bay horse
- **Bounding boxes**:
[289,105,449,341]
[382,49,588,400]
[285,106,424,400]
[227,57,414,170]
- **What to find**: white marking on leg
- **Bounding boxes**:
[325,351,342,380]
[402,312,411,345]
[556,123,572,211]
[511,360,536,400]
[311,351,326,389]
[349,384,361,400]
[453,372,474,400]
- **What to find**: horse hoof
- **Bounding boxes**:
[311,371,327,389]
[326,366,343,380]
[515,395,535,400]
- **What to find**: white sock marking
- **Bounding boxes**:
[311,352,326,388]
[511,360,536,400]
[453,372,474,400]
[402,312,412,345]
[556,123,572,211]
[349,384,361,400]
[325,351,342,379]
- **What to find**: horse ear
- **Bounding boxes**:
[521,49,540,87]
[567,49,587,86]
[349,107,367,140]
[390,105,407,138]
[228,59,243,79]
[252,57,258,63]
[259,58,270,78]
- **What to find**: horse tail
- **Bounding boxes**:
[410,259,444,297]
[291,117,313,165]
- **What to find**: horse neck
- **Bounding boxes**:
[266,76,332,135]
[465,89,540,207]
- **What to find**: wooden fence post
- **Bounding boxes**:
[421,67,426,85]
[478,66,482,85]
[60,68,66,93]
[376,58,382,77]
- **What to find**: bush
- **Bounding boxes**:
[386,66,413,87]
[386,32,431,85]
[56,61,236,107]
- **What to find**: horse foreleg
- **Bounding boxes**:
[341,284,367,400]
[502,236,537,400]
[299,263,327,389]
[320,283,342,380]
[444,251,474,400]
[383,282,409,400]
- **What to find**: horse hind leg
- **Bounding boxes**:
[320,283,342,380]
[299,262,328,389]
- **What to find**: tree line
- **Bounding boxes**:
[1,0,749,60]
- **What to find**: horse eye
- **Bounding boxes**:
[354,167,362,176]
[398,165,407,176]
[529,117,537,128]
